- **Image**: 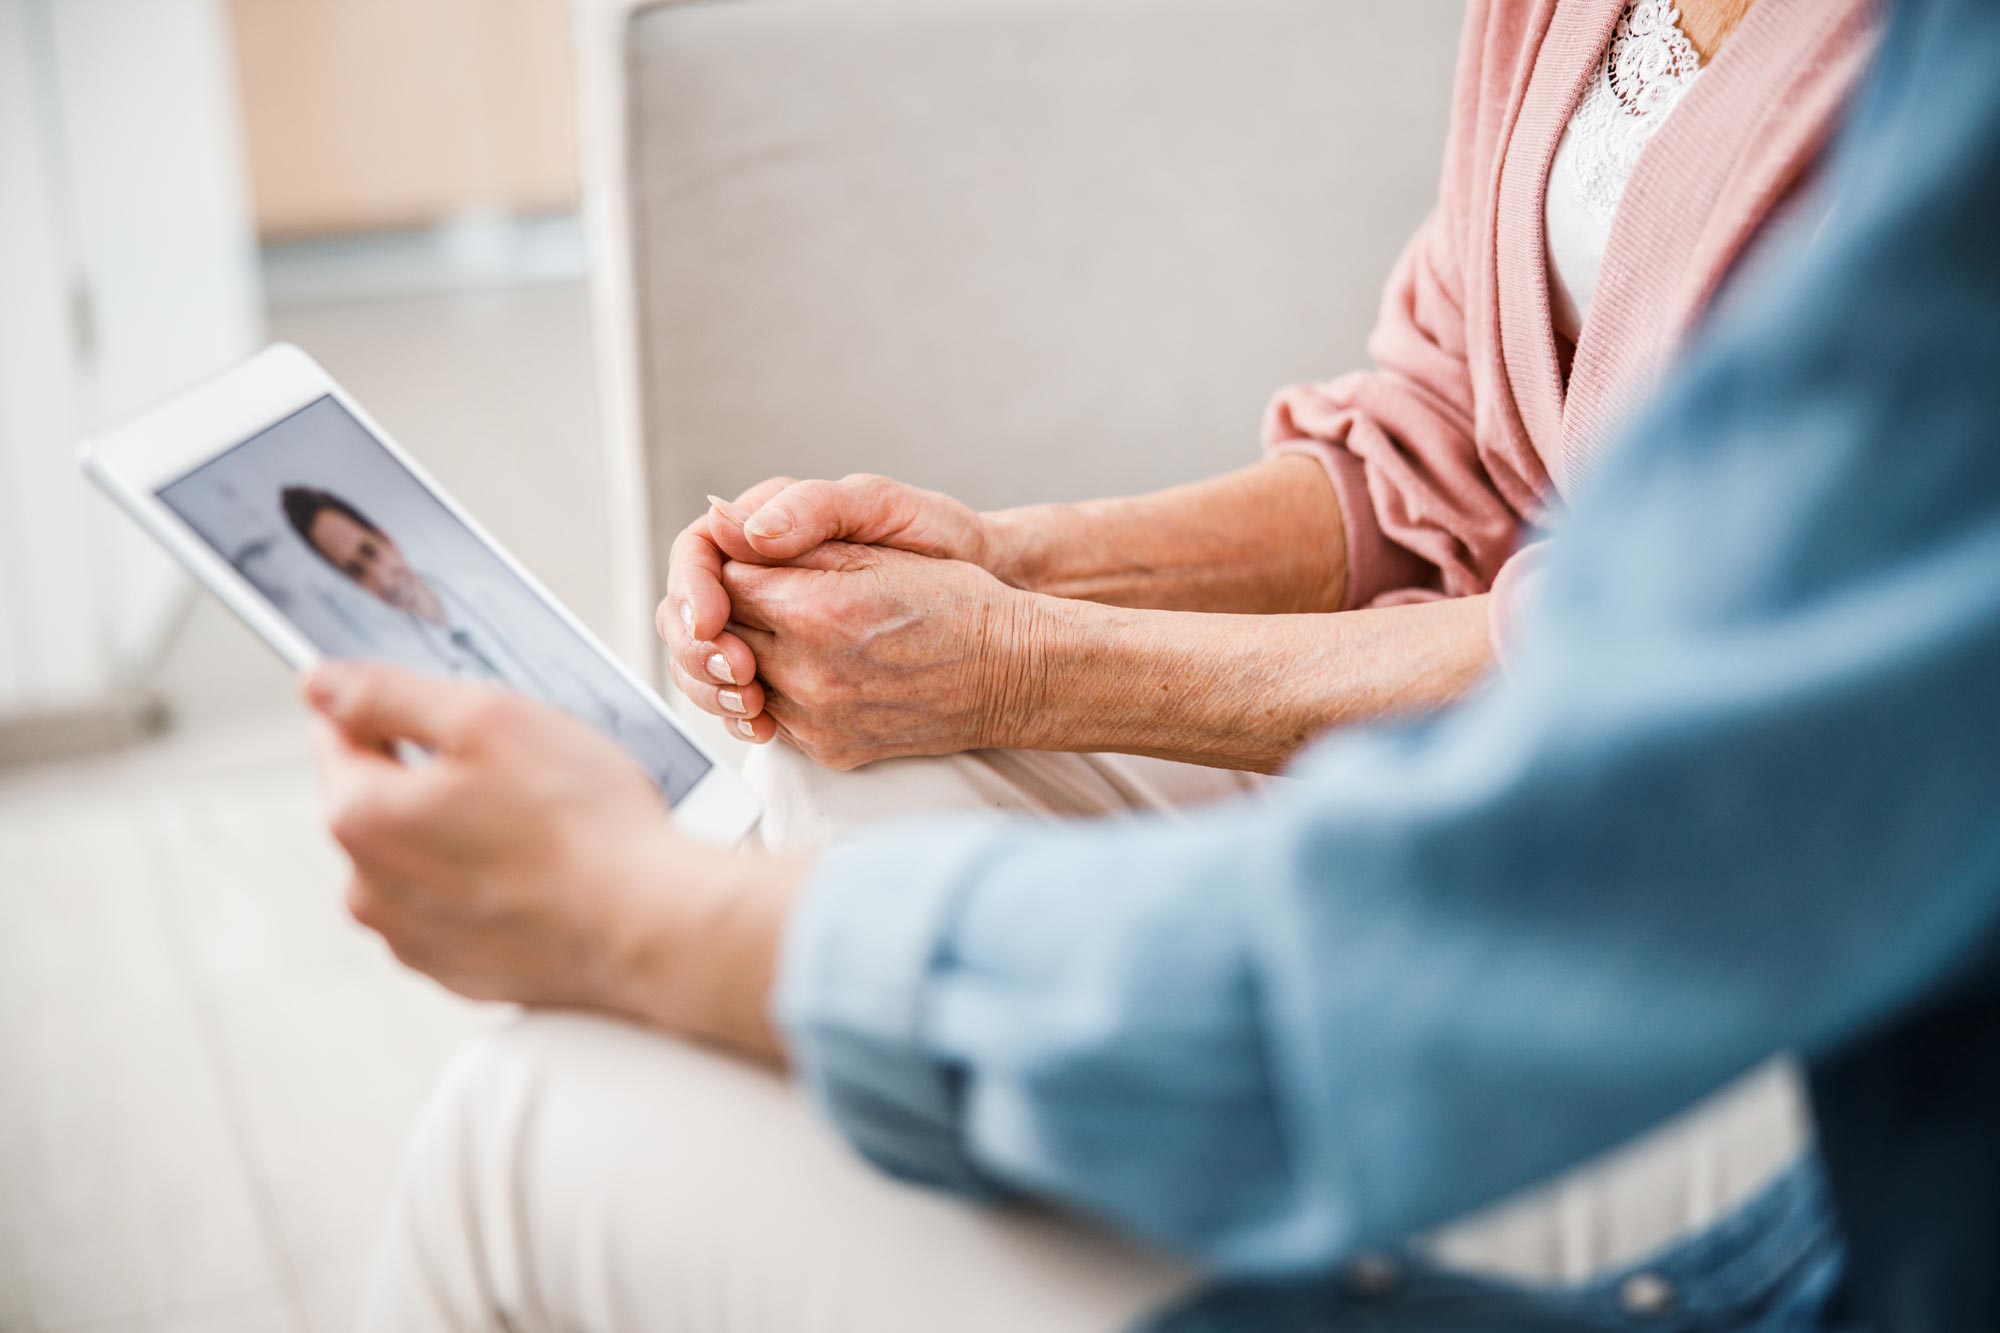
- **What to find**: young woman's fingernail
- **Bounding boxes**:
[744,505,791,539]
[718,689,745,714]
[679,601,694,635]
[707,653,735,685]
[302,665,346,714]
[734,718,757,739]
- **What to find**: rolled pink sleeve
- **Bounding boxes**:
[1267,435,1434,613]
[1264,205,1535,612]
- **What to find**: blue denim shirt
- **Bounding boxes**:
[775,0,2000,1328]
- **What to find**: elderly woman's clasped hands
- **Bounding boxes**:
[660,457,1497,777]
[660,474,1054,771]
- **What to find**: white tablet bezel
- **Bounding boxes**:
[79,343,760,846]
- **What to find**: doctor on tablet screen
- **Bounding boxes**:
[280,484,628,736]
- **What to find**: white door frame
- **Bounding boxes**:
[0,0,262,754]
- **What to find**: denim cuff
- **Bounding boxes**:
[774,820,1012,1197]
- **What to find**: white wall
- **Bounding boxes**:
[0,0,93,707]
[0,0,262,713]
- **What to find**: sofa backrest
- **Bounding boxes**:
[580,0,1462,673]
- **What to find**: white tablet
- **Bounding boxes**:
[80,343,760,845]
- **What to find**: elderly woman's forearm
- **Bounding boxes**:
[981,456,1348,615]
[1005,594,1495,772]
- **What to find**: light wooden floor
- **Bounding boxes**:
[0,718,490,1332]
[0,276,608,1332]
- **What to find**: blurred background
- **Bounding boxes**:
[3,3,602,1329]
[3,0,601,747]
[0,0,1458,1327]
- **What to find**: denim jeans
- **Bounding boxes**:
[1144,1155,1852,1333]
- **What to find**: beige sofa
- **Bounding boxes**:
[577,0,1465,678]
[572,0,1810,1293]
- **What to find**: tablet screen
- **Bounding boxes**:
[155,395,712,803]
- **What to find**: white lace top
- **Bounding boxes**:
[1546,0,1706,344]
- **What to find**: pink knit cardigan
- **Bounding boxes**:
[1265,0,1877,658]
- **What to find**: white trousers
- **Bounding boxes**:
[358,745,1811,1332]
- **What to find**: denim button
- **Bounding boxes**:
[1341,1251,1404,1301]
[1617,1271,1677,1318]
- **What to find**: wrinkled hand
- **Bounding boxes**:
[721,542,1044,770]
[658,474,991,741]
[303,662,798,1054]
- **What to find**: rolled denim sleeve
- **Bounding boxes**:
[778,0,2000,1279]
[779,814,1315,1263]
[775,823,1011,1196]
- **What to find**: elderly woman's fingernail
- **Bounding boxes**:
[707,652,736,685]
[734,719,757,739]
[707,494,754,524]
[744,505,791,539]
[679,601,695,635]
[718,689,746,714]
